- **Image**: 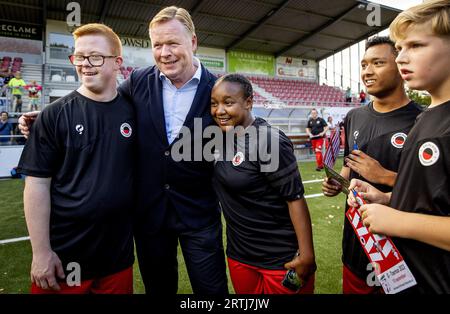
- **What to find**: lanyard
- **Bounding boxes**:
[347,190,417,294]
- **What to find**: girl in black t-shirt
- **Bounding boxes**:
[210,74,316,294]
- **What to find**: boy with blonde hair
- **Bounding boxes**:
[17,23,135,294]
[348,0,450,293]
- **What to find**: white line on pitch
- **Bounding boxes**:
[303,179,323,184]
[0,192,326,245]
[0,236,30,245]
[305,193,325,199]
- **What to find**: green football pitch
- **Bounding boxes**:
[0,160,346,294]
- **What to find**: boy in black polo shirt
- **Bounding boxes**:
[348,0,450,293]
[322,36,422,294]
[17,24,135,294]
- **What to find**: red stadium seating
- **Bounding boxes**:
[247,76,359,106]
[119,65,136,79]
[1,56,24,75]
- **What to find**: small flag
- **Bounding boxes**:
[324,128,340,168]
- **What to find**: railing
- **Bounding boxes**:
[253,98,361,108]
[0,96,9,111]
[0,134,26,146]
[0,95,43,113]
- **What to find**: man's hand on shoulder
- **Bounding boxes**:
[18,111,40,139]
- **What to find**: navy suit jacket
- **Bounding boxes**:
[118,65,220,234]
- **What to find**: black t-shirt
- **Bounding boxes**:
[307,117,327,138]
[17,91,136,280]
[390,101,450,294]
[341,101,422,279]
[213,118,304,269]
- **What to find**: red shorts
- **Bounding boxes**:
[310,138,328,167]
[227,257,315,294]
[31,267,133,294]
[342,265,383,294]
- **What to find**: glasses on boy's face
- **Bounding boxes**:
[68,55,117,67]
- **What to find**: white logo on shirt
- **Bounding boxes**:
[418,142,440,166]
[391,133,407,149]
[75,124,84,135]
[232,152,244,166]
[120,123,132,138]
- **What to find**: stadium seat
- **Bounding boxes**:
[51,74,62,81]
[247,75,354,107]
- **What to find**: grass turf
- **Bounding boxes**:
[0,160,346,294]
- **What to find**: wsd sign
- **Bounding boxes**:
[121,37,151,48]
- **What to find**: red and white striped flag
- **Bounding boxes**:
[324,128,340,169]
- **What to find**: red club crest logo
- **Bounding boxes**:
[232,152,244,166]
[418,142,439,166]
[120,123,132,138]
[391,133,407,149]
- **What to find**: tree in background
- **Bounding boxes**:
[407,89,431,107]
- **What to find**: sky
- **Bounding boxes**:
[371,0,423,10]
[318,0,424,93]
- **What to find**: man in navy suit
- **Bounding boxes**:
[118,6,228,294]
